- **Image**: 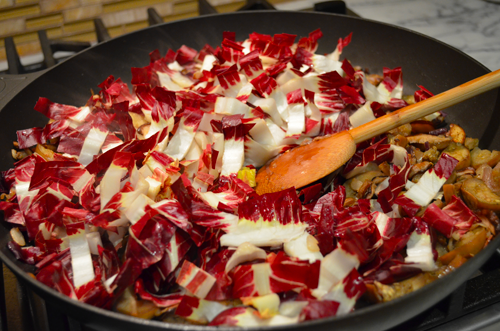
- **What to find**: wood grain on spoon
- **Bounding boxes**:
[255,68,500,195]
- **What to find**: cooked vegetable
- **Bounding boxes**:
[442,142,471,170]
[407,134,452,150]
[0,29,496,328]
[449,124,466,144]
[470,147,500,169]
[461,178,500,211]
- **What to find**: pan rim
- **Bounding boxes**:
[0,9,498,331]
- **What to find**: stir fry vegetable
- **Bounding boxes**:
[1,29,499,326]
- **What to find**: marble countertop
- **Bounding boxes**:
[345,0,500,71]
[277,0,500,71]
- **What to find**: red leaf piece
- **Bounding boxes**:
[415,85,434,102]
[222,114,255,141]
[339,85,365,104]
[250,73,278,97]
[8,241,44,264]
[434,153,459,179]
[109,258,143,297]
[341,58,356,79]
[291,47,313,69]
[17,120,70,149]
[176,260,216,299]
[126,209,176,269]
[336,32,353,54]
[135,278,182,308]
[36,260,77,299]
[442,195,479,236]
[377,160,412,213]
[300,300,339,321]
[381,67,402,93]
[422,203,455,237]
[232,252,319,298]
[209,306,248,326]
[29,161,88,191]
[239,50,263,78]
[393,195,421,217]
[0,202,24,225]
[176,45,198,65]
[34,97,83,120]
[297,28,323,52]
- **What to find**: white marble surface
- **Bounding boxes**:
[277,0,500,71]
[343,0,500,71]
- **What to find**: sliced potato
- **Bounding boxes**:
[442,184,459,205]
[448,254,468,269]
[378,162,391,176]
[344,197,356,208]
[35,144,56,161]
[470,147,500,169]
[410,121,435,134]
[357,180,373,199]
[422,146,440,163]
[442,142,471,170]
[409,161,433,179]
[402,94,415,105]
[407,134,452,150]
[449,124,466,144]
[353,170,385,183]
[476,164,500,195]
[350,178,364,191]
[366,73,383,86]
[367,273,437,303]
[461,178,500,211]
[464,137,479,150]
[116,287,160,319]
[343,179,357,199]
[10,228,25,246]
[492,162,500,189]
[439,227,487,265]
[388,123,412,137]
[389,134,408,148]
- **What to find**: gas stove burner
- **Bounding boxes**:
[2,31,91,75]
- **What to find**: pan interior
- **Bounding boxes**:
[0,11,499,331]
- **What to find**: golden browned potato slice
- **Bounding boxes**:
[410,121,435,134]
[389,123,412,137]
[470,147,500,169]
[353,170,386,183]
[35,144,56,161]
[461,178,500,211]
[116,287,160,319]
[366,273,437,303]
[402,94,415,105]
[367,73,383,86]
[439,227,487,265]
[407,134,452,150]
[442,142,471,170]
[449,124,466,144]
[409,161,433,179]
[464,137,479,150]
[389,134,408,148]
[492,163,500,188]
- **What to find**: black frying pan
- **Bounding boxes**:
[1,11,500,331]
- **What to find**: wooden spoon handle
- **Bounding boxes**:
[350,68,500,144]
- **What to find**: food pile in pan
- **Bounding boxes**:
[1,29,499,326]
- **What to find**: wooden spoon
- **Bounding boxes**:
[255,69,500,195]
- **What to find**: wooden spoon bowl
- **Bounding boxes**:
[255,69,500,195]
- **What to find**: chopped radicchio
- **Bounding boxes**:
[0,28,491,328]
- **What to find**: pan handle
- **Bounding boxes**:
[0,71,44,111]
